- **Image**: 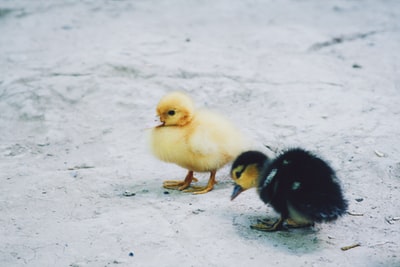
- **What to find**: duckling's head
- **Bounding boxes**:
[230,151,269,200]
[156,91,194,127]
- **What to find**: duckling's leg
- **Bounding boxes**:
[257,218,278,225]
[183,170,217,194]
[285,218,314,228]
[250,217,285,232]
[163,170,198,191]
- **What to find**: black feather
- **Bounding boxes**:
[231,151,268,172]
[258,148,347,222]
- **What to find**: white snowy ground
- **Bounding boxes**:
[1,0,399,266]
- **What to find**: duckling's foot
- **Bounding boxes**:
[250,217,285,232]
[257,218,278,225]
[183,184,213,194]
[285,218,314,228]
[183,170,217,195]
[163,171,198,191]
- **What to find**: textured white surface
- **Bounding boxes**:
[1,1,399,266]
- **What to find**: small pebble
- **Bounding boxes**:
[374,150,385,157]
[123,191,136,197]
[129,252,134,257]
[192,209,205,214]
[163,191,170,195]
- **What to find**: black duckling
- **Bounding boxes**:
[230,148,348,231]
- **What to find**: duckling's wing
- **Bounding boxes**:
[188,123,220,156]
[188,110,241,157]
[285,159,347,222]
[273,148,347,222]
[287,176,348,222]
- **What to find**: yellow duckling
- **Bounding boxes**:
[150,91,248,194]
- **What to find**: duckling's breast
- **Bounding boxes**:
[151,125,204,171]
[150,122,243,172]
[151,126,186,161]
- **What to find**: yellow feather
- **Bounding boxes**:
[151,92,248,172]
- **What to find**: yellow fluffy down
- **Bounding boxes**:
[151,109,248,172]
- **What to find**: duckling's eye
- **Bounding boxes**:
[168,110,175,116]
[235,171,242,179]
[232,165,245,179]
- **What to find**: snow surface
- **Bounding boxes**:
[1,0,399,266]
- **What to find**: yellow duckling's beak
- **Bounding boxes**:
[156,120,165,128]
[154,114,165,128]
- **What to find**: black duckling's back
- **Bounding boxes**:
[258,148,348,223]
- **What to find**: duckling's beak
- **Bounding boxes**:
[231,184,244,201]
[155,116,165,128]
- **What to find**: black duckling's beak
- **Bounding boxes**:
[231,184,244,201]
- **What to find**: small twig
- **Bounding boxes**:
[309,31,378,51]
[264,144,279,154]
[347,211,364,216]
[385,217,394,224]
[385,216,400,224]
[341,243,361,251]
[68,165,95,170]
[368,241,395,248]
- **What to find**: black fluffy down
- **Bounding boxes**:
[258,148,348,222]
[231,151,269,173]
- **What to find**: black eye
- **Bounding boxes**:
[168,110,175,116]
[235,171,242,179]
